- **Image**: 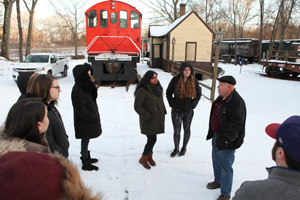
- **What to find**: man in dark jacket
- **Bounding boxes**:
[206,75,246,200]
[166,62,202,157]
[233,116,300,200]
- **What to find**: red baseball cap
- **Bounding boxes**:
[265,116,300,163]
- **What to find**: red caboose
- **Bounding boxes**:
[85,0,142,82]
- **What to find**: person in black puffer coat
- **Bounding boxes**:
[72,63,102,171]
[166,62,202,157]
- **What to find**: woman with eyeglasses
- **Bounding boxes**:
[29,74,69,157]
[71,63,101,171]
[134,70,166,169]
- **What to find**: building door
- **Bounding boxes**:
[185,42,197,62]
[152,44,162,68]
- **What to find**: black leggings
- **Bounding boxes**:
[171,109,194,150]
[143,135,157,156]
[81,138,90,159]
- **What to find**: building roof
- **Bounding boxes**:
[149,13,189,37]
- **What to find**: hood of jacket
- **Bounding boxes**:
[179,62,194,75]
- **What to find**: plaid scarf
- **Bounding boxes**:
[176,75,196,99]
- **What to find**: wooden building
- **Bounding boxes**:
[148,5,214,79]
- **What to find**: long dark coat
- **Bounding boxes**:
[46,102,69,157]
[71,84,102,139]
[134,85,166,135]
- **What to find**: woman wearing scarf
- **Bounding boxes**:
[166,62,202,157]
[134,70,166,169]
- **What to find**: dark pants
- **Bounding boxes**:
[81,138,90,159]
[143,135,157,156]
[171,108,194,150]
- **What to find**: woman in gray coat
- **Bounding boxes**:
[134,70,166,169]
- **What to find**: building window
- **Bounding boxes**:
[100,10,108,28]
[130,11,139,29]
[111,12,117,24]
[120,11,127,28]
[88,9,97,27]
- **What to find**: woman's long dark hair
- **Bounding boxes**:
[73,63,97,100]
[134,70,158,96]
[4,98,46,144]
[29,74,55,103]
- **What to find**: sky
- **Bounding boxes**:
[34,0,152,25]
[0,56,300,199]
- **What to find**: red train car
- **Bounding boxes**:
[85,0,142,82]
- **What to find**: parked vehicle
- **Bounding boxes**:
[260,60,300,78]
[85,0,142,82]
[216,38,300,63]
[12,53,69,80]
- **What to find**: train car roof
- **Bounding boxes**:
[85,0,142,15]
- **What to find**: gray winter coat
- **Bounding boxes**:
[233,167,300,200]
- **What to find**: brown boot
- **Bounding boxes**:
[139,154,151,169]
[147,152,156,166]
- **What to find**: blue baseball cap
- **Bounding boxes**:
[265,116,300,163]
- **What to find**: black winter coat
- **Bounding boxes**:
[206,89,246,150]
[166,74,202,112]
[46,102,69,157]
[71,84,102,139]
[134,85,166,135]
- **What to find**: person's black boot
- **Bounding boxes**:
[170,149,179,157]
[178,148,186,156]
[80,157,99,171]
[88,151,98,163]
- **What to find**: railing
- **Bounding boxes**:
[166,60,217,102]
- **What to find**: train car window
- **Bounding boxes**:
[88,9,97,27]
[130,11,139,29]
[120,11,127,28]
[100,10,108,28]
[111,12,117,24]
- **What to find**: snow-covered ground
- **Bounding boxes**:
[0,59,299,200]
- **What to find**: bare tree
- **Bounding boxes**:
[23,0,38,57]
[259,0,264,60]
[1,0,16,59]
[49,0,87,57]
[278,0,296,50]
[222,0,238,64]
[16,0,23,61]
[190,0,222,32]
[140,0,192,24]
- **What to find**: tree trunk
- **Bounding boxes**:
[16,0,23,61]
[259,0,264,61]
[269,0,284,57]
[279,0,295,50]
[24,0,38,57]
[1,0,16,59]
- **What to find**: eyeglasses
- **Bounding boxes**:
[51,86,61,90]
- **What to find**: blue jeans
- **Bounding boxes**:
[212,134,235,196]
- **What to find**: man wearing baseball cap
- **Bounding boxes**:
[233,116,300,200]
[206,75,246,200]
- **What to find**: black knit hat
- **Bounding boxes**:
[217,75,236,85]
